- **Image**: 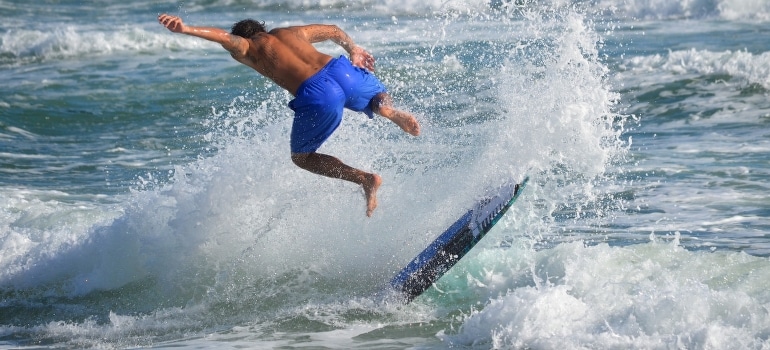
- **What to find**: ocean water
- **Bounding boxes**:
[2,0,770,348]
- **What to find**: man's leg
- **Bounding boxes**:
[370,93,421,136]
[292,152,382,217]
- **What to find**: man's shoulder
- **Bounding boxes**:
[268,26,298,35]
[268,26,315,45]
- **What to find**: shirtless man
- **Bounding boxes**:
[158,14,420,217]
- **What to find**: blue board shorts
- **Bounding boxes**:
[288,56,387,154]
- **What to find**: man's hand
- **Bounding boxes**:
[158,14,187,34]
[350,46,376,72]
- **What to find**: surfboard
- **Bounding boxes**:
[389,177,529,303]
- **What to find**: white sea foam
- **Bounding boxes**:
[11,238,769,349]
[594,0,770,20]
[0,189,123,292]
[0,25,213,66]
[439,241,770,349]
[621,49,770,89]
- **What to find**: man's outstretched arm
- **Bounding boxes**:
[294,24,376,71]
[158,14,249,58]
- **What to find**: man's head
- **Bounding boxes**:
[231,19,267,38]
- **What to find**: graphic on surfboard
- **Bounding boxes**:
[390,177,529,302]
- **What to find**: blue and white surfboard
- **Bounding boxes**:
[390,177,529,302]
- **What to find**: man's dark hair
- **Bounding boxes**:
[231,19,267,38]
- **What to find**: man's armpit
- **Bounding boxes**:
[225,35,248,57]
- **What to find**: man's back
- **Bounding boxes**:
[232,27,334,95]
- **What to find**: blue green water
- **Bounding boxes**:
[2,0,770,348]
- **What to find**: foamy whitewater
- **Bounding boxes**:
[2,0,770,348]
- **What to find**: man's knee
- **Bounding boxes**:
[291,153,309,168]
[369,92,392,115]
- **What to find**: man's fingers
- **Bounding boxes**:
[353,51,376,72]
[158,14,183,32]
[364,56,375,71]
[158,14,178,27]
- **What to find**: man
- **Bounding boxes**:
[158,14,420,217]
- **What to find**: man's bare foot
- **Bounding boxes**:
[391,112,421,136]
[371,93,421,136]
[363,173,382,217]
